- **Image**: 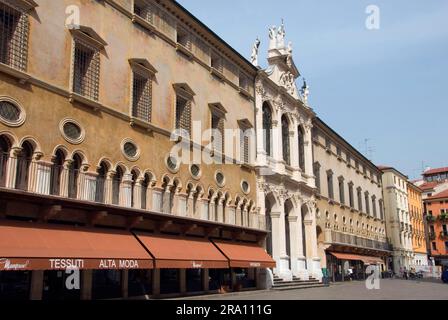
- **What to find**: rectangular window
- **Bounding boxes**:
[240,131,250,165]
[325,137,331,150]
[379,200,384,220]
[432,242,437,251]
[314,163,321,193]
[338,177,345,205]
[336,147,342,157]
[175,95,191,136]
[348,183,354,208]
[443,225,447,235]
[210,51,223,73]
[239,73,249,91]
[133,0,154,24]
[365,193,370,215]
[176,26,191,50]
[73,41,100,101]
[0,2,28,71]
[372,197,377,218]
[357,188,363,212]
[327,171,334,200]
[132,71,152,122]
[211,113,224,154]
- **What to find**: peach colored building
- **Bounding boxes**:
[408,183,428,266]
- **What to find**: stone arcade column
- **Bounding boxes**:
[132,178,143,209]
[186,192,194,217]
[271,208,292,280]
[162,184,172,214]
[5,147,20,188]
[288,213,309,280]
[120,173,133,207]
[79,171,98,202]
[176,193,188,217]
[305,205,323,281]
[152,186,163,212]
[216,197,224,223]
[59,159,73,198]
[33,160,52,195]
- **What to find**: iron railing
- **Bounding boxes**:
[331,231,392,251]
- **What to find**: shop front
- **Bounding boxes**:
[0,220,276,299]
[326,252,384,282]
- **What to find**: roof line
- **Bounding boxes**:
[171,0,258,73]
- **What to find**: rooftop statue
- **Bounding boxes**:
[251,38,261,66]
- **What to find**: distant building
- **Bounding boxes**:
[379,167,413,272]
[407,183,428,267]
[423,190,448,267]
[313,119,390,282]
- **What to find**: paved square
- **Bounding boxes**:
[185,279,448,300]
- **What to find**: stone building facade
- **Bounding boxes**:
[0,0,274,300]
[313,118,390,281]
[254,26,322,281]
[407,182,428,267]
[380,167,414,272]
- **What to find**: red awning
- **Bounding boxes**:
[330,252,384,265]
[212,240,276,268]
[135,233,229,269]
[0,221,153,271]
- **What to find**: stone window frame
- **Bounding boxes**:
[173,83,195,139]
[59,118,85,145]
[68,26,107,104]
[0,0,36,72]
[121,138,141,162]
[209,102,227,156]
[129,58,157,124]
[326,169,334,200]
[238,118,253,166]
[338,176,345,205]
[0,95,26,127]
[214,170,226,188]
[240,180,250,195]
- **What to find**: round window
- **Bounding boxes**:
[0,98,26,127]
[121,139,140,161]
[60,118,85,145]
[63,122,82,141]
[215,171,225,187]
[241,180,250,194]
[124,142,138,158]
[190,164,201,179]
[166,155,179,172]
[0,101,20,121]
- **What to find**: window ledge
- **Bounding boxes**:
[0,63,31,84]
[238,87,252,99]
[210,67,225,81]
[130,117,154,133]
[69,92,102,111]
[176,43,194,59]
[132,14,156,33]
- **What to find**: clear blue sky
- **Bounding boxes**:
[177,0,448,179]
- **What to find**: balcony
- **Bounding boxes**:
[331,231,391,251]
[0,154,266,231]
[429,233,436,241]
[426,215,437,223]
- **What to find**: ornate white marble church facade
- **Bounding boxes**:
[253,24,323,282]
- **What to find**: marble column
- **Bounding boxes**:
[271,207,292,280]
[120,173,133,207]
[289,213,309,280]
[5,147,20,189]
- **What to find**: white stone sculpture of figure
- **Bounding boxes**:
[268,26,277,50]
[301,79,310,103]
[251,38,261,66]
[277,19,286,49]
[286,41,293,67]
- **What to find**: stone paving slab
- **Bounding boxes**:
[181,279,448,300]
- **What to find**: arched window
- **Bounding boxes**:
[15,141,34,191]
[68,154,82,199]
[262,102,272,157]
[50,149,65,196]
[141,173,151,210]
[298,126,305,171]
[281,115,290,165]
[112,166,123,205]
[0,135,11,187]
[95,161,109,203]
